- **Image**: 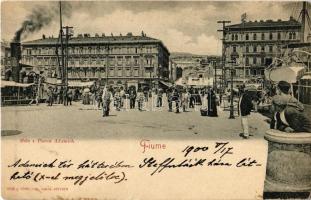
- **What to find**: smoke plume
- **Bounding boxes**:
[13,2,72,42]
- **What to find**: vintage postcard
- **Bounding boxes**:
[1,1,311,199]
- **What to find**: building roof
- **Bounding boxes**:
[1,40,10,48]
[226,17,301,30]
[22,34,170,54]
[24,35,159,45]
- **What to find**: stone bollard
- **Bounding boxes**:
[264,129,311,192]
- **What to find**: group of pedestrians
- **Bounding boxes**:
[46,86,73,106]
[165,86,218,115]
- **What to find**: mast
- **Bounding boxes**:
[217,20,231,93]
[301,2,306,42]
[59,1,65,85]
[298,1,310,42]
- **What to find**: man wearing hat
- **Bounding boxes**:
[239,85,254,139]
[271,81,311,132]
[47,86,53,106]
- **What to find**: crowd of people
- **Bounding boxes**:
[42,80,311,136]
[88,85,220,116]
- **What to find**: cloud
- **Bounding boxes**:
[165,30,221,55]
[2,1,309,55]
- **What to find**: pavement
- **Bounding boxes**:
[1,96,270,140]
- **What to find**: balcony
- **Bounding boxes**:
[144,65,154,69]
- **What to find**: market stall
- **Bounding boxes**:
[1,80,35,105]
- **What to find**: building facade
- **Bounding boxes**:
[21,33,170,89]
[170,53,221,87]
[1,40,12,80]
[171,53,206,86]
[169,60,182,82]
[224,17,302,87]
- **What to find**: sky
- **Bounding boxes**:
[1,1,309,55]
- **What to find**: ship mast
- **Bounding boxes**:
[298,1,311,42]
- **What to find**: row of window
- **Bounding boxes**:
[232,45,281,53]
[23,46,157,56]
[66,68,146,78]
[227,56,270,66]
[23,56,156,67]
[230,32,297,41]
[245,57,265,65]
[233,69,265,76]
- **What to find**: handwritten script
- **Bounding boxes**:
[8,159,133,186]
[7,142,262,185]
[139,142,262,175]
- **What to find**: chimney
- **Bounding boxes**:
[10,42,22,82]
[10,42,21,61]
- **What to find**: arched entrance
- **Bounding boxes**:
[5,69,12,81]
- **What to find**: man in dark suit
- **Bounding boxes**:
[129,88,136,109]
[239,86,254,139]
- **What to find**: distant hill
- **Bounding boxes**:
[171,52,206,57]
[171,52,219,58]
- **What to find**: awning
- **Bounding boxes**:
[44,80,95,87]
[174,78,184,86]
[187,78,213,86]
[265,62,306,83]
[1,80,34,88]
[301,74,311,80]
[68,81,94,87]
[159,81,173,87]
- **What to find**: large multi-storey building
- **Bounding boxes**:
[224,16,302,87]
[21,32,170,89]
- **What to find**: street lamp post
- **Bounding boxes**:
[157,64,161,90]
[214,60,217,92]
[217,20,231,96]
[106,45,109,86]
[228,60,236,119]
[150,67,152,90]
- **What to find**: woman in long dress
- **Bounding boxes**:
[208,89,218,117]
[137,89,145,111]
[102,86,112,117]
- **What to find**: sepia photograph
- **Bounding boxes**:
[1,1,311,199]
